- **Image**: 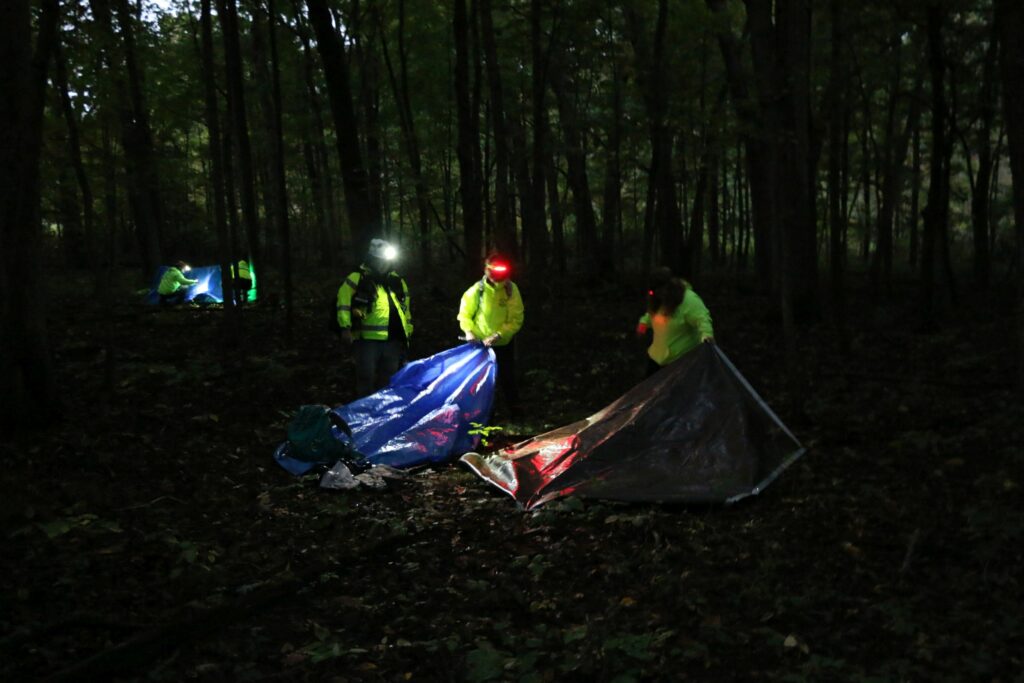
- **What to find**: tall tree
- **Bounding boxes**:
[54,37,95,270]
[380,0,432,270]
[89,0,163,276]
[266,0,294,337]
[453,0,483,271]
[199,0,239,344]
[0,0,60,430]
[994,0,1024,389]
[217,0,262,280]
[479,0,516,256]
[921,3,956,329]
[307,0,379,255]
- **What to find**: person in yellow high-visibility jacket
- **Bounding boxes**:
[458,253,525,416]
[636,267,714,377]
[157,261,198,305]
[336,239,413,396]
[228,259,253,305]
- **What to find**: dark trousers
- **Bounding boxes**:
[353,339,406,397]
[233,278,251,305]
[493,340,520,409]
[159,290,187,306]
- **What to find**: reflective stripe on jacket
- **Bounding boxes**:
[230,260,252,281]
[336,267,413,342]
[457,278,524,346]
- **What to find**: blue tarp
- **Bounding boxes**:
[144,266,225,304]
[275,344,497,474]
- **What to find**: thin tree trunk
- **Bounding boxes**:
[479,0,516,257]
[380,0,432,271]
[200,0,238,344]
[550,45,598,276]
[89,0,162,276]
[453,0,482,272]
[994,0,1024,390]
[827,0,847,337]
[528,0,550,274]
[306,0,378,255]
[266,0,293,338]
[217,0,261,282]
[0,0,60,431]
[922,4,954,329]
[54,38,96,269]
[968,18,998,289]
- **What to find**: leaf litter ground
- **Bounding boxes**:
[1,269,1021,682]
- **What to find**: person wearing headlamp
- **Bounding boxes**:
[458,253,525,417]
[336,238,413,396]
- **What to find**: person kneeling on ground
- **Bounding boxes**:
[158,260,198,306]
[636,267,714,377]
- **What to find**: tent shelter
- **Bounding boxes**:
[461,344,804,510]
[275,343,497,473]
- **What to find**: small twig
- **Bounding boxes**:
[115,495,186,512]
[899,528,921,576]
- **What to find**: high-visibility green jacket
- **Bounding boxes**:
[457,278,524,347]
[230,260,252,281]
[638,286,713,366]
[336,266,413,342]
[157,267,198,295]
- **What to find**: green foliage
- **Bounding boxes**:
[468,422,503,448]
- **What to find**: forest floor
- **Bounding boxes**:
[1,266,1022,682]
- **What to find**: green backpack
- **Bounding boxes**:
[287,405,356,464]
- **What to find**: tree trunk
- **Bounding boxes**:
[351,2,385,232]
[550,45,599,277]
[380,0,432,271]
[546,136,566,275]
[826,0,846,334]
[527,0,550,274]
[601,41,624,274]
[921,4,955,329]
[294,12,338,264]
[0,0,60,431]
[266,0,293,338]
[89,0,162,277]
[54,37,95,269]
[994,0,1024,390]
[200,0,239,345]
[306,0,378,255]
[217,0,262,282]
[968,19,998,290]
[453,0,483,272]
[705,0,775,284]
[479,0,516,257]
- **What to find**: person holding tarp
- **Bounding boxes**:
[337,239,413,396]
[157,260,199,306]
[458,252,525,417]
[636,267,714,376]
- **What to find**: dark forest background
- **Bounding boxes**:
[1,0,1023,680]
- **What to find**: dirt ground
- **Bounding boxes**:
[1,266,1021,682]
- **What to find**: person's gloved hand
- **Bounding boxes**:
[463,331,477,341]
[340,329,353,345]
[701,335,715,344]
[482,333,501,347]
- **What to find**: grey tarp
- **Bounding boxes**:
[461,344,805,510]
